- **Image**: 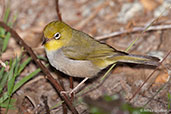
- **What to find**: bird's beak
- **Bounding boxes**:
[42,37,48,45]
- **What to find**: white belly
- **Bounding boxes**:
[45,49,100,78]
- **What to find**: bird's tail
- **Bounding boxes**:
[113,52,160,66]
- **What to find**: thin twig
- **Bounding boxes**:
[95,24,171,40]
[0,22,78,114]
[55,0,62,21]
[129,50,171,102]
[69,77,74,101]
[62,103,68,114]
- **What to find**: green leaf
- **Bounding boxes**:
[0,72,8,93]
[7,58,17,96]
[14,58,20,76]
[168,93,171,110]
[7,75,15,96]
[13,68,41,93]
[3,6,10,23]
[0,67,41,104]
[0,92,8,104]
[0,68,41,104]
[0,98,16,109]
[2,32,11,52]
[18,57,32,74]
[0,27,6,38]
[37,55,48,61]
[0,62,9,92]
[0,66,5,80]
[9,58,13,68]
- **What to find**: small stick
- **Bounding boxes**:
[69,77,74,101]
[55,0,62,21]
[95,24,171,40]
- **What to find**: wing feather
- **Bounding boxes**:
[62,30,116,61]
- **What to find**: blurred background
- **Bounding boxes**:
[0,0,171,113]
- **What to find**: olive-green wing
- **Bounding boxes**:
[62,30,116,60]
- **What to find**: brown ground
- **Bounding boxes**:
[0,0,171,114]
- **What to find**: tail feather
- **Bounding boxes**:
[115,53,160,66]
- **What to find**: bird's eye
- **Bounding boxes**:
[54,32,61,40]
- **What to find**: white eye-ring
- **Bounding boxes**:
[54,32,61,40]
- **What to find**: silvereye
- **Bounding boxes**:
[43,21,160,93]
[43,21,159,78]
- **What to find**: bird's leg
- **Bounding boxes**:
[69,77,89,95]
[60,77,89,97]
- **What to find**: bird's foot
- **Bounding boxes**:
[60,78,89,97]
[60,89,75,97]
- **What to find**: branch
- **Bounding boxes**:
[95,24,171,40]
[0,22,78,114]
[55,0,62,21]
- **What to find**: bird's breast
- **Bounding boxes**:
[45,49,101,78]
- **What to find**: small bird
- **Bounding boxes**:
[43,21,160,93]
